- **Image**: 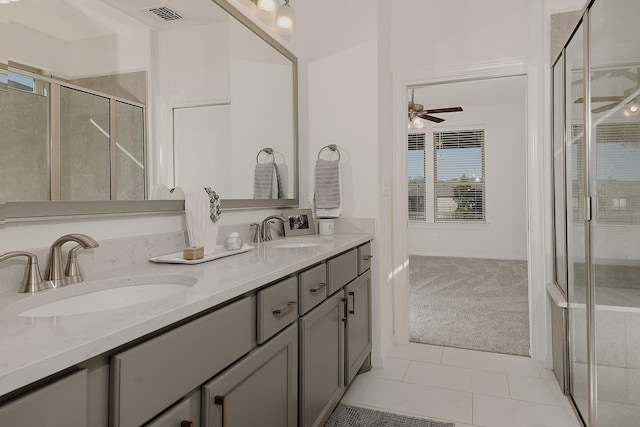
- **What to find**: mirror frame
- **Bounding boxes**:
[1,0,299,221]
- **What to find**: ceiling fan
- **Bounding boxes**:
[408,88,463,124]
[574,68,640,114]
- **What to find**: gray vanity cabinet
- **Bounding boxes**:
[111,297,255,427]
[344,269,372,385]
[326,249,358,296]
[299,292,345,427]
[202,323,298,427]
[0,369,88,427]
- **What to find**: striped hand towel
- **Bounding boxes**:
[315,159,341,209]
[254,162,275,199]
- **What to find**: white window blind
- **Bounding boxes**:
[433,129,485,222]
[594,123,640,225]
[408,133,426,221]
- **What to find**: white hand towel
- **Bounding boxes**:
[315,164,342,218]
[185,187,219,254]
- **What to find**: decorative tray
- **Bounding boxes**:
[150,243,254,264]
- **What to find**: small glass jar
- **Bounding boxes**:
[224,232,243,251]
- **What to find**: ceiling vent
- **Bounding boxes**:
[141,5,183,22]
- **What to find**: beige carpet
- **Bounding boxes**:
[409,255,530,356]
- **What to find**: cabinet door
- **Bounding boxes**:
[345,269,372,386]
[0,369,87,427]
[299,292,345,427]
[202,323,297,427]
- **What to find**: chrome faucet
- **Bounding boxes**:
[0,251,52,293]
[45,234,99,288]
[260,215,287,241]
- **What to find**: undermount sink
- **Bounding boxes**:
[17,275,196,318]
[266,237,332,249]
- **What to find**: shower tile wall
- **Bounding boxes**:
[60,86,111,201]
[0,87,49,201]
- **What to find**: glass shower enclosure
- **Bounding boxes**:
[552,0,640,425]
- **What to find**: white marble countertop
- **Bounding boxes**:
[0,232,373,397]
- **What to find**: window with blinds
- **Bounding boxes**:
[408,133,426,221]
[594,123,640,225]
[433,129,485,222]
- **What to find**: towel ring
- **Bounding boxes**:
[317,144,341,161]
[256,148,275,164]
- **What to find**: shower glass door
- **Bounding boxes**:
[589,0,640,425]
[565,21,589,420]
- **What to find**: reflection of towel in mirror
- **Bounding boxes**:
[315,159,342,218]
[275,163,288,198]
[254,162,284,199]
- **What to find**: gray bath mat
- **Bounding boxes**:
[324,404,455,427]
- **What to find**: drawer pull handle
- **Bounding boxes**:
[348,291,356,314]
[273,301,296,316]
[309,283,326,294]
[215,395,226,427]
[363,255,373,260]
[181,421,193,427]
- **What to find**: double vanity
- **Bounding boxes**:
[0,230,374,427]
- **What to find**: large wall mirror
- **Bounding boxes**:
[0,0,298,220]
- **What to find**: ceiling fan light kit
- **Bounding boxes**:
[407,88,463,127]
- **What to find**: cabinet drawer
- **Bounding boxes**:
[0,369,87,427]
[326,249,358,296]
[357,242,372,275]
[146,390,200,427]
[257,276,298,344]
[111,297,255,427]
[298,264,327,315]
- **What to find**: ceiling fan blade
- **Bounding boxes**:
[418,113,445,123]
[574,96,624,103]
[424,107,463,114]
[592,102,620,114]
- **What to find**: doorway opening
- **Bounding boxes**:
[406,75,530,356]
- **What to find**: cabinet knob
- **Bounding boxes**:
[272,301,296,316]
[309,283,326,294]
[348,291,356,315]
[215,395,226,427]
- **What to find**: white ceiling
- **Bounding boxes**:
[410,75,527,110]
[6,0,229,42]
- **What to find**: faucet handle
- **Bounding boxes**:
[250,223,261,243]
[64,245,85,284]
[0,251,52,293]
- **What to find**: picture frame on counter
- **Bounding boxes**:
[282,208,316,237]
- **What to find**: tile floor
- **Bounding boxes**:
[340,343,583,427]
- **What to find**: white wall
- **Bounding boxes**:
[408,100,528,261]
[295,0,388,364]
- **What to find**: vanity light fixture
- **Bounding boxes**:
[0,0,11,4]
[276,0,294,36]
[252,0,276,18]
